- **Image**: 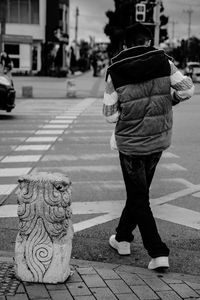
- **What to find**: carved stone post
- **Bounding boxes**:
[14,172,73,283]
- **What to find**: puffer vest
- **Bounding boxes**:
[107,46,173,155]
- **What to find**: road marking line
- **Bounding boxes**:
[49,120,74,124]
[41,153,118,161]
[0,185,17,195]
[162,152,179,158]
[1,155,42,163]
[43,125,69,129]
[153,204,200,230]
[26,137,57,142]
[35,130,64,135]
[34,165,120,173]
[56,116,77,119]
[0,168,31,177]
[15,145,51,151]
[159,163,187,171]
[1,200,200,231]
[160,178,195,188]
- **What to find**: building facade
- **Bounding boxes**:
[2,0,70,74]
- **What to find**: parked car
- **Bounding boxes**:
[0,75,16,112]
[184,62,200,83]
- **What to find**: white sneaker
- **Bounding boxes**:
[148,256,169,270]
[109,235,131,255]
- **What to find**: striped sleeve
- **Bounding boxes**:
[103,74,119,123]
[170,60,195,102]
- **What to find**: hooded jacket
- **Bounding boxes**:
[106,46,173,155]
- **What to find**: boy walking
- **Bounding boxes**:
[103,23,194,270]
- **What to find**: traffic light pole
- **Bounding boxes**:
[154,0,161,47]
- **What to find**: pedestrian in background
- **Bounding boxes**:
[103,23,194,270]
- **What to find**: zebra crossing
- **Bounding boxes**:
[0,97,200,231]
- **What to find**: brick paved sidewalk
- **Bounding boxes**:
[1,257,200,300]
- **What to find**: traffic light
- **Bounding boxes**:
[135,3,146,22]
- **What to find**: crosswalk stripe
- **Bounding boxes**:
[35,130,64,135]
[15,145,51,151]
[1,155,42,163]
[49,120,74,124]
[159,163,187,171]
[43,124,69,129]
[0,185,17,195]
[26,137,57,143]
[0,168,31,177]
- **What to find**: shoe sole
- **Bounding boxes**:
[109,240,131,256]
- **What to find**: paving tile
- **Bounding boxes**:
[6,294,29,300]
[130,285,159,299]
[185,281,200,290]
[95,268,120,280]
[66,282,91,296]
[45,283,67,291]
[170,283,199,298]
[82,274,106,288]
[0,296,7,300]
[161,278,183,284]
[116,293,140,300]
[67,270,83,283]
[157,290,183,300]
[24,284,50,299]
[91,287,117,300]
[105,279,132,294]
[141,277,171,291]
[74,296,96,300]
[16,284,26,293]
[49,289,73,300]
[76,267,97,275]
[117,272,145,285]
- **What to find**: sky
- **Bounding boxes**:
[69,0,200,43]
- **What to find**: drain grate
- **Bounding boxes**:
[0,262,20,296]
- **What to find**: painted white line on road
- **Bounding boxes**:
[153,204,200,230]
[159,163,187,171]
[41,153,118,162]
[35,130,64,135]
[162,152,179,158]
[50,120,74,124]
[26,137,57,143]
[15,145,51,151]
[56,116,77,119]
[1,155,42,163]
[43,125,69,129]
[151,184,200,206]
[160,178,196,188]
[192,192,200,198]
[0,185,17,195]
[0,168,31,177]
[34,165,120,173]
[1,199,200,231]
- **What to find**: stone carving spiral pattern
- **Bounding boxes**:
[15,172,73,283]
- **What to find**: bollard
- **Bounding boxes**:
[22,86,33,98]
[14,172,73,283]
[66,80,76,98]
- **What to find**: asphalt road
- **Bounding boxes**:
[0,84,200,276]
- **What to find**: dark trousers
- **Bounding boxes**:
[116,151,169,258]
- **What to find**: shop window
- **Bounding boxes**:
[7,0,39,24]
[4,44,19,55]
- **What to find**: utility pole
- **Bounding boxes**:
[0,0,6,53]
[183,7,193,39]
[154,0,161,47]
[74,7,79,58]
